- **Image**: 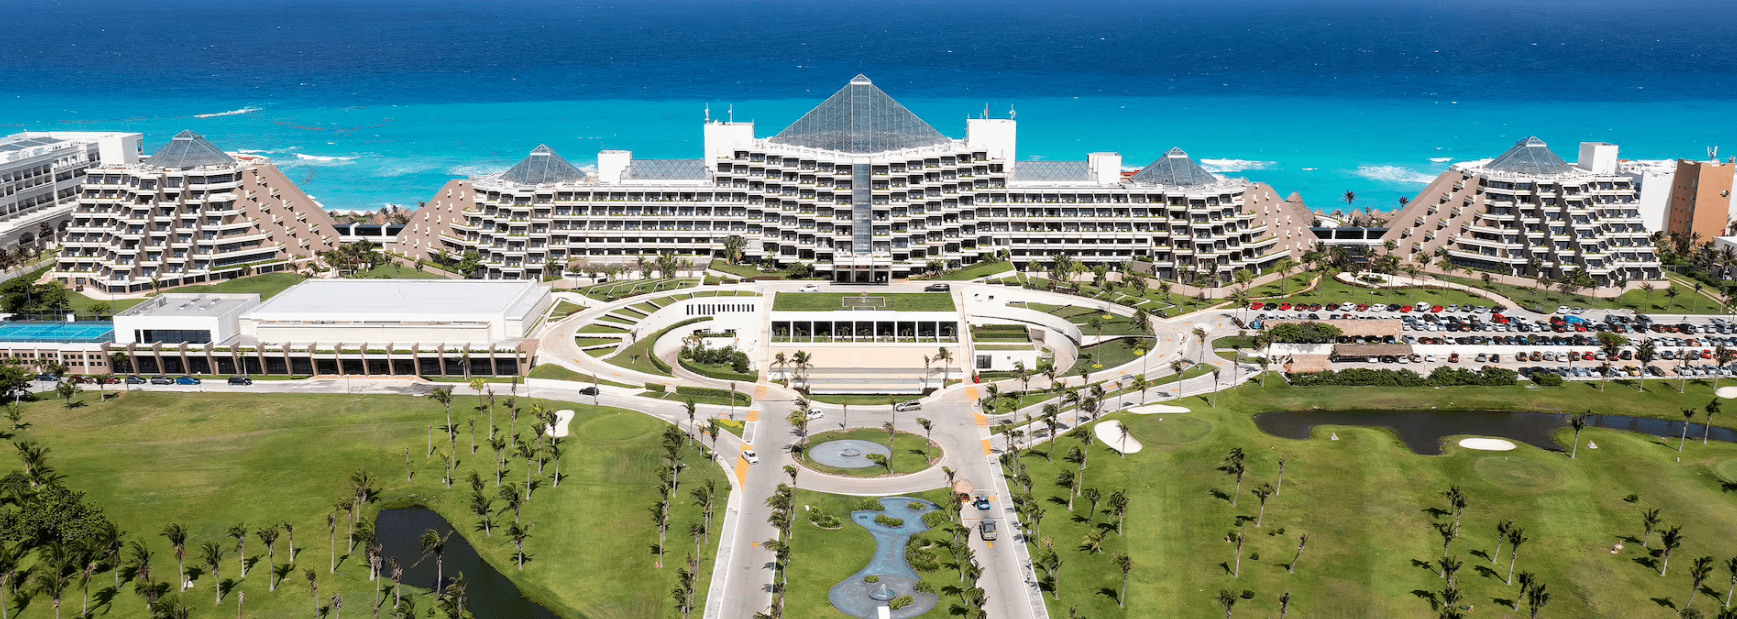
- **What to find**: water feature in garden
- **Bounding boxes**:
[828,497,942,619]
[810,439,893,469]
[375,507,561,619]
[1254,410,1737,455]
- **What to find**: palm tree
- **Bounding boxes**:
[1442,485,1468,534]
[0,542,19,619]
[1569,412,1589,459]
[419,529,451,588]
[1095,551,1129,606]
[1216,589,1239,619]
[1637,338,1657,391]
[161,523,189,591]
[305,569,319,617]
[200,541,226,604]
[1722,555,1737,608]
[1505,526,1528,584]
[1490,519,1514,564]
[1661,526,1686,576]
[1192,327,1208,365]
[1689,556,1716,611]
[1681,408,1698,452]
[507,522,534,570]
[1219,448,1246,506]
[1526,583,1551,619]
[34,555,72,619]
[1252,483,1276,527]
[1641,508,1662,549]
[935,347,953,385]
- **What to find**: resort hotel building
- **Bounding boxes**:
[0,131,142,250]
[1381,137,1663,285]
[49,130,343,294]
[395,75,1317,283]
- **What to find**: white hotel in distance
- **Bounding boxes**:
[396,75,1317,283]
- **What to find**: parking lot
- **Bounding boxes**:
[1251,300,1737,381]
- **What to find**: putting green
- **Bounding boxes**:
[1715,457,1737,482]
[575,409,662,441]
[1471,454,1567,493]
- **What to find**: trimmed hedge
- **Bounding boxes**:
[678,356,759,383]
[1290,366,1518,387]
[674,385,751,406]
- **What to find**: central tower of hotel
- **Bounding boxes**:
[396,75,1316,283]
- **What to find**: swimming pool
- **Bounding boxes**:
[0,321,116,343]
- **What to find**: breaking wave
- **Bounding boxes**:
[294,153,358,164]
[194,106,262,119]
[1199,158,1276,173]
[1352,165,1436,184]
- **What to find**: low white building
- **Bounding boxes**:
[239,279,550,344]
[113,293,256,345]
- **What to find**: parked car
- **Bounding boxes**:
[800,283,821,292]
[923,283,951,293]
[149,376,174,385]
[894,401,922,412]
[124,375,148,385]
[227,376,253,386]
[175,376,201,385]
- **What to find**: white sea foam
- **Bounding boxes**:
[1352,165,1435,184]
[235,149,272,155]
[194,106,262,119]
[294,153,358,164]
[1199,158,1276,173]
[1429,157,1453,163]
[447,164,503,177]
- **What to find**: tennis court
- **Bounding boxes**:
[0,321,116,343]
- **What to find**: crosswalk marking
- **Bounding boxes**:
[754,385,767,399]
[973,412,988,427]
[734,451,749,486]
[747,410,760,422]
[966,386,980,400]
[981,439,992,455]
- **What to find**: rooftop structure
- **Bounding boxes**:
[1381,137,1661,285]
[113,293,258,345]
[393,75,1316,284]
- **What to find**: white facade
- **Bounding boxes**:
[0,132,141,249]
[1620,159,1678,233]
[394,75,1313,285]
[238,279,551,345]
[113,293,257,345]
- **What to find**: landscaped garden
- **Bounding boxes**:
[772,292,957,312]
[799,428,941,477]
[1066,337,1157,377]
[782,489,982,618]
[1437,273,1710,313]
[1005,376,1737,618]
[0,389,726,618]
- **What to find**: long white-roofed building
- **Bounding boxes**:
[395,75,1316,284]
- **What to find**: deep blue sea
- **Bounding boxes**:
[5,0,1736,212]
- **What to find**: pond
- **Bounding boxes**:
[1253,410,1737,455]
[375,507,561,619]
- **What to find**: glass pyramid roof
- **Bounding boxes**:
[500,145,586,185]
[1485,137,1572,175]
[1130,148,1218,187]
[769,75,952,154]
[149,130,234,169]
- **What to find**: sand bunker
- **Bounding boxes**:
[1458,438,1516,451]
[1717,387,1737,399]
[1128,404,1192,415]
[546,409,574,438]
[1096,421,1144,454]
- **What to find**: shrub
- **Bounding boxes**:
[921,511,950,529]
[889,596,915,611]
[1532,372,1564,386]
[1262,321,1344,344]
[809,513,841,529]
[1290,366,1516,388]
[873,514,905,527]
[644,383,667,392]
[906,501,924,511]
[863,575,880,584]
[857,498,886,512]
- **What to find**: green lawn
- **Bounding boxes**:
[972,324,1032,343]
[709,259,791,280]
[168,272,307,299]
[1012,378,1737,618]
[1258,276,1490,310]
[5,390,725,619]
[785,489,964,619]
[799,429,940,477]
[1438,274,1710,314]
[550,300,584,319]
[580,278,700,301]
[606,317,710,376]
[578,324,629,335]
[1068,337,1157,376]
[1016,302,1150,336]
[805,394,924,406]
[352,263,443,279]
[936,260,1015,281]
[525,363,639,389]
[637,390,752,408]
[772,292,956,312]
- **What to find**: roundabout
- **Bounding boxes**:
[808,439,894,469]
[799,429,943,478]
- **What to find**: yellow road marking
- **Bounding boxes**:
[734,448,751,486]
[981,439,992,455]
[987,541,995,549]
[748,410,760,422]
[754,385,767,399]
[966,387,979,400]
[973,412,988,427]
